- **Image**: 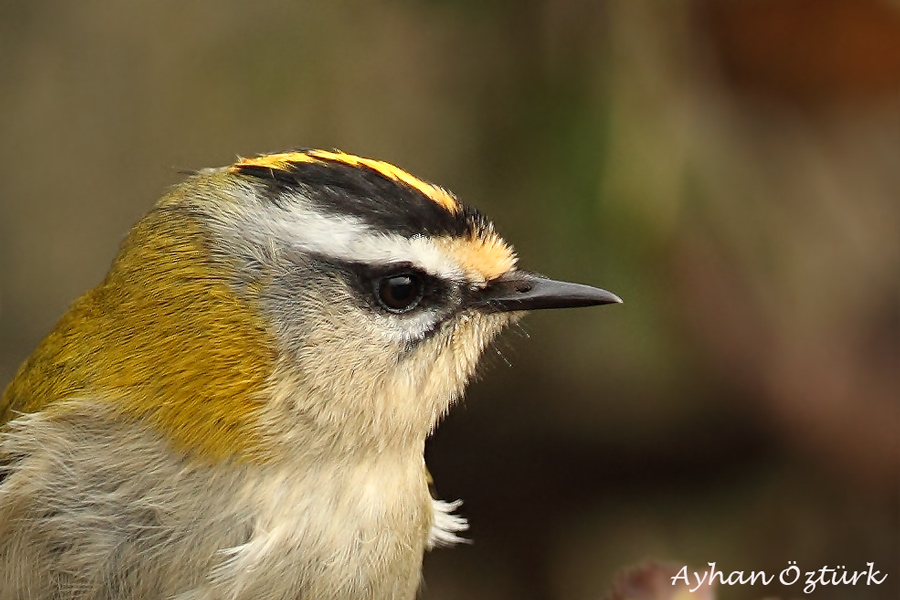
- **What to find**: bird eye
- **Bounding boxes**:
[376,273,425,313]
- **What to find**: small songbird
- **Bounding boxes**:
[0,149,620,599]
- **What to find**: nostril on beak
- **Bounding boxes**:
[514,281,532,293]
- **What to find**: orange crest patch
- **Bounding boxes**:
[231,150,459,213]
[438,231,518,282]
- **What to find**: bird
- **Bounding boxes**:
[0,149,621,600]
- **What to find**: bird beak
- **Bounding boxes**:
[473,270,622,313]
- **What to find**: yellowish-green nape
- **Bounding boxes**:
[0,208,277,463]
[231,149,460,213]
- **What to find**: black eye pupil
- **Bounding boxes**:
[377,274,424,312]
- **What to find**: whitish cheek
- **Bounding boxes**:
[449,314,512,378]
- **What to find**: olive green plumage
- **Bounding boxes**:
[2,198,276,461]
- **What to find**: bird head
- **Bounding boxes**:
[2,150,620,464]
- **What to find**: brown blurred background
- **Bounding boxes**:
[0,1,897,599]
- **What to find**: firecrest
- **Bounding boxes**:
[0,149,620,599]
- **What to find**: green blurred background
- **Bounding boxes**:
[0,1,897,599]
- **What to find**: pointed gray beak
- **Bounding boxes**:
[473,270,622,313]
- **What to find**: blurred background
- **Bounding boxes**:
[0,1,897,598]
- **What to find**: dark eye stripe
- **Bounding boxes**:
[308,256,450,315]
